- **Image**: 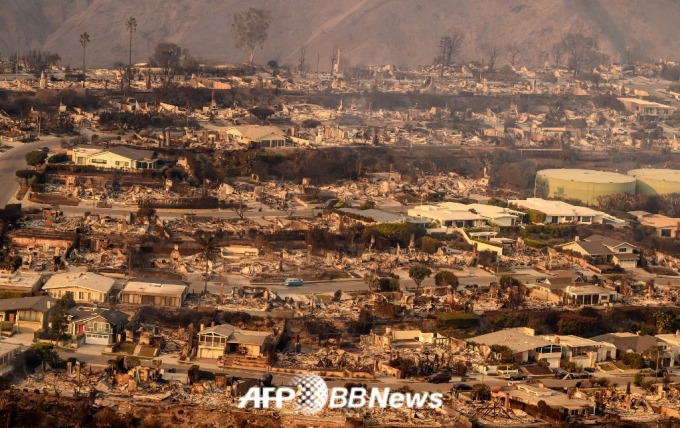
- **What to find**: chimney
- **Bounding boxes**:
[575,236,579,242]
[200,323,204,332]
[46,300,51,309]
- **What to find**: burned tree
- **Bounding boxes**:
[436,33,464,76]
[555,33,602,77]
[298,44,307,73]
[249,106,275,124]
[505,44,521,67]
[149,42,182,87]
[22,49,52,77]
[483,43,501,71]
[231,7,271,65]
[551,42,565,68]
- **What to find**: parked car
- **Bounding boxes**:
[425,373,452,384]
[583,367,596,373]
[452,382,473,391]
[284,278,304,286]
[552,369,568,379]
[655,368,669,377]
[505,373,527,381]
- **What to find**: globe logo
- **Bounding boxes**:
[290,373,328,415]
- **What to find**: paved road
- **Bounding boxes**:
[59,346,657,397]
[0,137,62,207]
[48,204,318,220]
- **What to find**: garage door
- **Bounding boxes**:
[86,334,110,345]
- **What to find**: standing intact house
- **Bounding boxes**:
[42,272,115,304]
[67,306,128,345]
[120,280,188,307]
[0,296,55,333]
[71,146,157,170]
[197,323,274,358]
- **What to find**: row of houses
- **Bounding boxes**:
[468,327,680,370]
[39,272,189,308]
[340,198,627,232]
[0,295,128,346]
[1,272,189,309]
[0,296,272,367]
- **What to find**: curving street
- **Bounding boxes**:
[0,136,63,207]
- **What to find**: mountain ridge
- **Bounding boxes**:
[1,0,680,70]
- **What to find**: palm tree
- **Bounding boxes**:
[125,16,137,92]
[79,32,90,80]
[196,232,220,294]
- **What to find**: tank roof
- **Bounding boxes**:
[538,169,635,184]
[627,168,680,183]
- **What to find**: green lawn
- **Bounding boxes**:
[613,361,631,370]
[139,346,157,358]
[117,343,136,355]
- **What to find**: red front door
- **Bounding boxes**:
[78,324,84,334]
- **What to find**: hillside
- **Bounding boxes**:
[2,0,680,70]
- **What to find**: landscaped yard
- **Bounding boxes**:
[598,362,617,371]
[613,361,631,370]
[139,346,157,358]
[117,343,136,355]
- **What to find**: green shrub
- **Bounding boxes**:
[436,312,480,329]
[526,209,546,224]
[421,236,443,254]
[47,153,71,164]
[435,270,459,286]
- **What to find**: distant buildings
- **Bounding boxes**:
[225,125,286,148]
[618,97,676,119]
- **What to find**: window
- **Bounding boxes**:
[661,229,672,237]
[18,310,40,322]
[78,291,84,300]
[93,322,111,332]
[90,159,107,165]
[619,248,627,253]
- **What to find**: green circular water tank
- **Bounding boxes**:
[628,169,680,195]
[536,169,636,205]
